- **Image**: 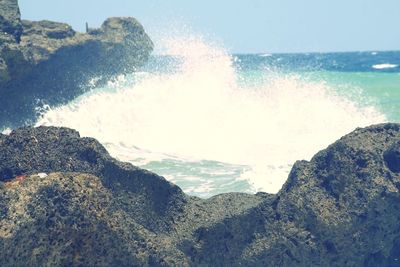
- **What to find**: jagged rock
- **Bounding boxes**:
[0,1,153,128]
[1,124,400,266]
[272,123,400,266]
[17,17,152,67]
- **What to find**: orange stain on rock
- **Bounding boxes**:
[15,175,27,182]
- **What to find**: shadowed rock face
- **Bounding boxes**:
[1,124,400,266]
[0,1,153,128]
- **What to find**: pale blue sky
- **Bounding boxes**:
[19,0,399,53]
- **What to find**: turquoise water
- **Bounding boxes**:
[309,71,400,121]
[238,69,400,120]
[33,42,400,198]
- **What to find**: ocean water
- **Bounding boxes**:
[29,37,399,198]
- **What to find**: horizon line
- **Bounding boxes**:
[153,49,400,56]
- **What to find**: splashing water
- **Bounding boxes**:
[35,36,386,197]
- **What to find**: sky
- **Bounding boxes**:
[18,0,400,54]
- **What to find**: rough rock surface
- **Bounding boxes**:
[1,124,400,266]
[0,0,22,86]
[0,0,22,41]
[0,0,153,128]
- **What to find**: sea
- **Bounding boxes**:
[7,37,400,198]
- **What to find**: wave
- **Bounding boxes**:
[372,63,398,69]
[35,36,386,196]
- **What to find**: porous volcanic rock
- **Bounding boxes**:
[1,124,400,266]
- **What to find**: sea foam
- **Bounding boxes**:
[35,36,386,196]
[372,63,398,69]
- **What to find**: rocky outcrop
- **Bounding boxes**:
[1,124,400,266]
[0,0,22,41]
[0,0,21,87]
[0,0,153,128]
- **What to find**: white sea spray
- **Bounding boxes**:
[35,35,386,196]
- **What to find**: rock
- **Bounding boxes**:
[0,172,187,266]
[0,126,266,266]
[2,124,400,266]
[273,123,400,266]
[0,126,187,233]
[384,140,400,173]
[21,20,76,42]
[0,0,22,86]
[0,1,153,128]
[0,0,22,41]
